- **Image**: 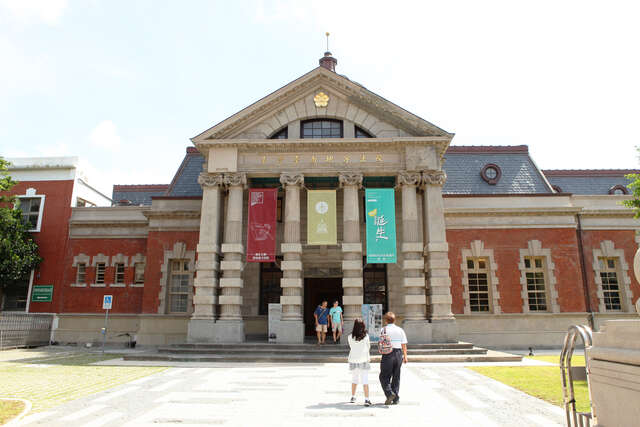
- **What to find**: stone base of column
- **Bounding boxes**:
[430,318,458,343]
[402,320,433,343]
[274,320,305,344]
[187,319,245,343]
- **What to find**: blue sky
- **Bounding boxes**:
[1,0,639,195]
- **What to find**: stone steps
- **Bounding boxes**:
[124,350,521,364]
[123,341,522,363]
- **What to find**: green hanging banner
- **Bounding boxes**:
[365,188,397,264]
[307,190,337,245]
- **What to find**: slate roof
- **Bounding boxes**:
[165,147,205,197]
[542,170,638,195]
[112,184,169,206]
[443,146,553,194]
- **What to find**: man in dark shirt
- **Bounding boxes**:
[314,300,329,345]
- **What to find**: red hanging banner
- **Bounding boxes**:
[246,188,278,262]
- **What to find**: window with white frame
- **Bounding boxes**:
[17,195,45,231]
[134,262,145,284]
[168,260,190,313]
[524,257,548,311]
[466,258,491,312]
[599,257,622,311]
[95,263,106,284]
[115,263,125,284]
[76,263,87,284]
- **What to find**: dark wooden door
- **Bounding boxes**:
[304,278,343,336]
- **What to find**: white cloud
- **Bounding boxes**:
[89,120,122,151]
[0,37,54,96]
[0,0,68,25]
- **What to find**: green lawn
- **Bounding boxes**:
[527,355,585,366]
[469,361,591,413]
[0,351,166,417]
[0,400,25,425]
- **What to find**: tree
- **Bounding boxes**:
[622,148,640,218]
[0,158,42,310]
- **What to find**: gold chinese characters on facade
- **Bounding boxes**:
[313,92,329,108]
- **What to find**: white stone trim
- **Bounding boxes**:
[592,240,634,313]
[460,240,501,314]
[91,253,109,266]
[518,240,559,313]
[72,253,90,267]
[158,241,195,315]
[16,189,45,232]
[110,253,129,267]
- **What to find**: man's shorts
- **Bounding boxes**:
[332,323,342,332]
[316,324,328,333]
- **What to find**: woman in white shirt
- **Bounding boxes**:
[347,318,371,406]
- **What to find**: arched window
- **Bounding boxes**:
[270,127,288,139]
[355,126,373,138]
[608,185,629,195]
[300,119,343,138]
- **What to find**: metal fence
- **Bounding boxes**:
[0,312,54,350]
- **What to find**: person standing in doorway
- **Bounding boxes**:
[348,318,372,406]
[329,300,343,344]
[378,312,408,405]
[314,300,329,345]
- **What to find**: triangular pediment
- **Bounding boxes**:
[192,66,452,142]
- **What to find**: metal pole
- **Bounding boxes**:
[101,308,109,354]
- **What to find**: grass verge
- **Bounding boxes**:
[0,352,166,414]
[469,365,591,413]
[0,400,25,425]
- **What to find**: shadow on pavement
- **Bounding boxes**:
[306,402,390,411]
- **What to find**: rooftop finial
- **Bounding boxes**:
[319,32,337,72]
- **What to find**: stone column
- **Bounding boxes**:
[421,169,457,342]
[340,172,363,338]
[398,171,431,341]
[216,172,247,342]
[187,172,224,343]
[277,173,305,343]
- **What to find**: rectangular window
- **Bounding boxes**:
[467,258,490,312]
[18,197,42,230]
[77,263,87,284]
[169,260,190,313]
[134,263,145,284]
[524,257,547,311]
[115,263,125,284]
[95,263,106,284]
[599,257,622,311]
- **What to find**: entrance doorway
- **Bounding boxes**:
[304,278,343,336]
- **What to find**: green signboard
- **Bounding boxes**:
[307,190,337,245]
[31,285,53,302]
[365,188,397,263]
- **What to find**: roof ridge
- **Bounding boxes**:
[543,169,640,176]
[446,145,529,153]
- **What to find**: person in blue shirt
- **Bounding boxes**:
[314,300,329,345]
[329,300,344,344]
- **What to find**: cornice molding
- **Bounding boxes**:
[338,172,363,187]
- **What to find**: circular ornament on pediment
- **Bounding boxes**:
[480,164,502,185]
[314,92,329,108]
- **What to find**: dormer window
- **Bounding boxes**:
[270,127,288,139]
[355,126,373,138]
[608,185,628,195]
[301,119,343,138]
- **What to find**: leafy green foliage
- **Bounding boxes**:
[0,157,42,290]
[622,173,640,218]
[0,157,18,203]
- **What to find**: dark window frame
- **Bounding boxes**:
[480,164,502,185]
[300,119,343,139]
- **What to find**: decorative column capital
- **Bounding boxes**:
[397,171,421,187]
[223,172,247,188]
[338,172,363,188]
[198,172,225,188]
[422,170,447,187]
[280,172,304,187]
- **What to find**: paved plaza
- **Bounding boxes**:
[17,360,565,427]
